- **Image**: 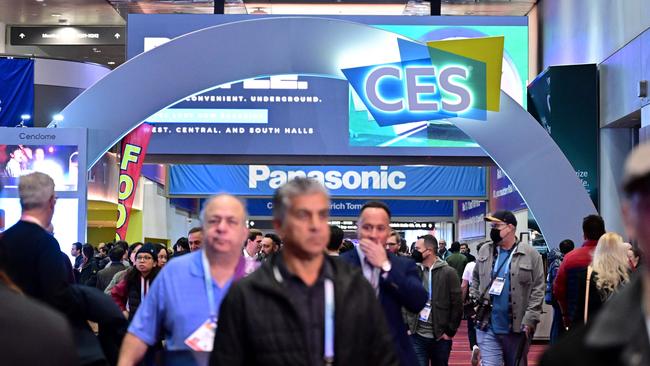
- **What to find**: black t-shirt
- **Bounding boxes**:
[0,220,76,316]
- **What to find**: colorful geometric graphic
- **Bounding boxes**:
[342,36,503,127]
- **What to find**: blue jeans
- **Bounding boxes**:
[411,333,452,366]
[476,328,529,366]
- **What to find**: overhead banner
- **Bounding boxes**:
[246,198,454,218]
[457,200,487,240]
[0,58,34,127]
[169,164,486,198]
[489,167,526,213]
[116,123,152,241]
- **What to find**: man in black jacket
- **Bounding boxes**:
[0,172,77,316]
[541,142,650,366]
[210,178,398,366]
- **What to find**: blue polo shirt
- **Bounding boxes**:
[128,251,232,353]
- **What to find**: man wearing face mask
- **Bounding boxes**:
[470,211,544,366]
[405,235,462,366]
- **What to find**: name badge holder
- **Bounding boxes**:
[489,247,516,297]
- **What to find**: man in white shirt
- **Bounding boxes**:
[243,229,263,259]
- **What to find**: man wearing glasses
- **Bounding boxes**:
[386,230,401,255]
[470,210,544,366]
[341,201,427,366]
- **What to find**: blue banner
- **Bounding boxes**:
[0,58,34,127]
[169,164,486,198]
[246,198,453,218]
[457,200,487,240]
[489,167,526,212]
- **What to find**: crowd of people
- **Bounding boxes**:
[0,142,649,366]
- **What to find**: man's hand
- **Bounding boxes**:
[359,239,388,268]
[437,334,452,341]
[522,324,535,339]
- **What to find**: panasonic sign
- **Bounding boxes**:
[249,165,406,190]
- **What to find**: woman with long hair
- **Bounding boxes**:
[584,232,631,321]
[110,243,160,321]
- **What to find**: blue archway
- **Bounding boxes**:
[48,17,596,247]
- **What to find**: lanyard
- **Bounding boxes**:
[323,278,335,365]
[428,267,433,301]
[273,266,336,365]
[201,250,217,322]
[493,246,517,276]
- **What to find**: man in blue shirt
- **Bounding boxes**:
[117,194,257,366]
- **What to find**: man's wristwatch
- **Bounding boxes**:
[380,260,392,273]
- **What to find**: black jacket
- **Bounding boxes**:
[541,274,648,366]
[79,258,99,287]
[210,255,399,366]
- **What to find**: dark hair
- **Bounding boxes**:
[264,233,282,247]
[174,237,190,253]
[82,244,94,260]
[419,234,438,251]
[188,227,202,235]
[460,243,470,253]
[72,242,82,251]
[559,239,575,255]
[115,240,129,252]
[450,241,461,253]
[248,229,263,242]
[360,201,391,219]
[339,239,354,254]
[582,215,605,241]
[109,247,125,262]
[328,225,344,252]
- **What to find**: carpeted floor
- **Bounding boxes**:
[448,320,547,365]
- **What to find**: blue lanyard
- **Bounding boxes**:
[493,247,516,276]
[201,250,217,322]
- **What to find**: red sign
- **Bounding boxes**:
[116,123,152,241]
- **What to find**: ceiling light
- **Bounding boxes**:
[51,13,61,17]
[35,0,44,2]
[107,61,116,65]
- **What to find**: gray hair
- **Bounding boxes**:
[199,194,248,226]
[19,172,55,210]
[272,177,330,224]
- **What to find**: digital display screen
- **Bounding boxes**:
[128,15,527,156]
[0,144,79,191]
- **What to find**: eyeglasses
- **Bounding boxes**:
[136,255,154,262]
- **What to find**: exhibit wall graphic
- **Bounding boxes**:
[127,14,527,156]
[0,127,87,261]
[49,17,596,249]
[457,200,487,240]
[0,58,34,127]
